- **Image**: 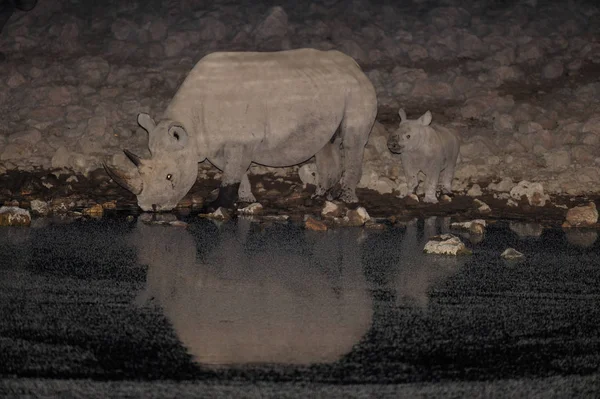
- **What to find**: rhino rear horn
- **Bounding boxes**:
[103,162,143,195]
[123,149,142,167]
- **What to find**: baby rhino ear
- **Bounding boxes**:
[418,111,432,126]
[138,113,156,132]
[398,108,407,122]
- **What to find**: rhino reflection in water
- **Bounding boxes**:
[130,217,373,366]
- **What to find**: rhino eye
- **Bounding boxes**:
[166,174,172,180]
[406,135,411,139]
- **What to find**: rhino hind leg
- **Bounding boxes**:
[313,136,343,199]
[337,126,373,203]
[438,165,455,195]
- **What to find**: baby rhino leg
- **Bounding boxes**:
[422,167,440,204]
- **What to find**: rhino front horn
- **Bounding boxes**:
[123,149,142,167]
[103,162,143,195]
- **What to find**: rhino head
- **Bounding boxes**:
[387,108,432,154]
[104,113,199,212]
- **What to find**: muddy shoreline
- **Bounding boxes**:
[1,167,598,228]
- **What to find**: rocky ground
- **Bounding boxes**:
[0,0,599,225]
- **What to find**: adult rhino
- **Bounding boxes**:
[104,48,377,212]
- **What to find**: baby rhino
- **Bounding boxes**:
[387,109,460,204]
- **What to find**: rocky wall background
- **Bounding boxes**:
[0,0,599,201]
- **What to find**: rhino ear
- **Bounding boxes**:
[398,108,407,122]
[168,124,189,148]
[418,111,432,126]
[138,113,156,132]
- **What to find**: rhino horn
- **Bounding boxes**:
[103,162,143,195]
[123,149,142,167]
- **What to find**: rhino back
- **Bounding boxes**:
[165,49,375,164]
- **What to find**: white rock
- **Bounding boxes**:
[473,199,491,214]
[423,234,471,256]
[0,206,31,226]
[30,200,50,216]
[487,178,516,193]
[321,201,341,218]
[238,202,263,215]
[509,180,549,207]
[501,248,524,260]
[467,184,482,197]
[450,219,486,231]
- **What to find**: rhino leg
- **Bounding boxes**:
[438,165,455,195]
[206,143,252,210]
[403,162,420,195]
[422,169,439,204]
[313,135,342,199]
[238,173,256,203]
[337,120,373,204]
[206,182,241,211]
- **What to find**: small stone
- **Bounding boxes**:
[467,184,482,197]
[473,199,491,214]
[238,202,264,215]
[451,219,486,234]
[406,193,419,203]
[101,200,117,210]
[82,204,104,217]
[501,248,524,260]
[30,200,50,216]
[440,194,452,203]
[562,202,598,228]
[169,220,188,228]
[322,201,343,218]
[206,207,231,221]
[0,206,31,226]
[305,216,327,231]
[423,234,472,256]
[364,220,386,230]
[345,207,370,227]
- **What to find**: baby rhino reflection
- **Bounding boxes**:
[130,219,373,366]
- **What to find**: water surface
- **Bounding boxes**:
[1,215,599,386]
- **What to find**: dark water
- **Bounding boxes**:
[1,215,599,388]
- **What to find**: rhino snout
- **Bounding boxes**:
[387,138,403,154]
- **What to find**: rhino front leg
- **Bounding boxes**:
[238,173,256,203]
[402,160,419,195]
[206,144,252,211]
[422,169,440,204]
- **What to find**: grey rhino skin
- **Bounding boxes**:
[105,48,377,212]
[387,108,460,204]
